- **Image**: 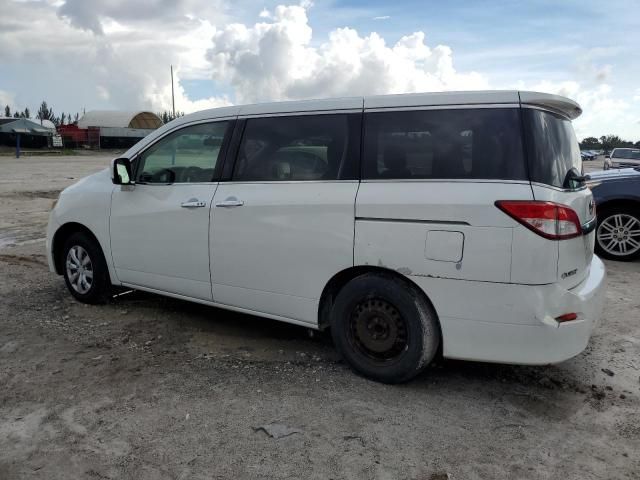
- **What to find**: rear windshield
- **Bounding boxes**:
[362,108,527,180]
[523,108,581,189]
[612,148,640,160]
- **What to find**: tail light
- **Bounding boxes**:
[495,200,582,240]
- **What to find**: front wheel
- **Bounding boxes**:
[595,207,640,261]
[62,232,111,303]
[330,273,440,384]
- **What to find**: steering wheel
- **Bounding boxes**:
[182,166,205,182]
[150,168,176,183]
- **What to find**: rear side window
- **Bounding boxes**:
[362,108,526,180]
[523,108,582,189]
[232,114,359,181]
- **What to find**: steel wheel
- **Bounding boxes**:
[348,298,409,364]
[597,213,640,257]
[331,273,440,383]
[65,245,94,294]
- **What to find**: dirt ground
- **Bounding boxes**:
[1,153,638,480]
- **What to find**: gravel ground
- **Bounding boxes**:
[1,154,639,480]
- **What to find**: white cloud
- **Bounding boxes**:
[573,49,614,84]
[0,1,637,139]
[146,69,232,113]
[96,85,110,101]
[56,0,227,35]
[0,90,15,111]
[517,80,638,139]
[0,0,227,114]
[206,4,489,104]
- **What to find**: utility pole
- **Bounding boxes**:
[171,65,176,118]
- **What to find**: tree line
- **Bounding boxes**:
[579,135,640,151]
[3,101,81,127]
[158,110,185,124]
[4,100,184,127]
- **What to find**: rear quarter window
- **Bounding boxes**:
[523,108,582,189]
[362,108,527,180]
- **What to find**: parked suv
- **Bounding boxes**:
[47,91,606,383]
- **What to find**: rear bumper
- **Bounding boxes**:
[411,256,607,365]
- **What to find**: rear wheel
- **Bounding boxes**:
[330,272,440,384]
[62,232,111,303]
[595,207,640,261]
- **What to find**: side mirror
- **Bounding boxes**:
[111,157,133,185]
[563,167,587,189]
[605,155,610,159]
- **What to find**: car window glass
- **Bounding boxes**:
[612,149,640,160]
[233,114,350,181]
[137,121,229,183]
[523,109,582,188]
[363,108,526,180]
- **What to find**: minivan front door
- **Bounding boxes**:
[110,120,232,300]
[209,113,361,324]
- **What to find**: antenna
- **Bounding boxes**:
[171,65,176,118]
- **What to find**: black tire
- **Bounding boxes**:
[330,272,440,384]
[595,206,640,261]
[62,232,111,303]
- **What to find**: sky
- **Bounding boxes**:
[1,0,639,140]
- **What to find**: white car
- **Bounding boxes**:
[47,91,607,383]
[604,148,640,170]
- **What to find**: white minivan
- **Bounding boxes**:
[47,91,606,383]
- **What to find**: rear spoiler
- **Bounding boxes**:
[519,91,582,120]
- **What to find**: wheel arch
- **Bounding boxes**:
[596,197,640,216]
[318,265,442,337]
[52,222,105,275]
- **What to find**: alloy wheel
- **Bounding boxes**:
[65,245,94,294]
[597,213,640,257]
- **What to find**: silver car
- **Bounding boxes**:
[605,148,640,169]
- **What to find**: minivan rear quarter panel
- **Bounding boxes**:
[356,106,534,283]
[355,182,532,282]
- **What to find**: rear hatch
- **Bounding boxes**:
[522,107,595,289]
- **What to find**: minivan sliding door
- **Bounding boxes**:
[210,112,361,324]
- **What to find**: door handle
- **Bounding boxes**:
[181,199,206,208]
[215,198,244,208]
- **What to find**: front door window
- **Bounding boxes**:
[136,121,229,184]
